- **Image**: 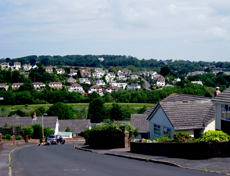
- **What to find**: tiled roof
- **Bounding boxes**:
[48,82,62,85]
[32,82,45,85]
[130,114,148,133]
[90,85,101,89]
[0,115,57,130]
[147,94,214,130]
[212,87,230,103]
[12,83,23,86]
[58,119,91,133]
[71,83,81,87]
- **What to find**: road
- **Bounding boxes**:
[141,76,152,90]
[12,144,219,176]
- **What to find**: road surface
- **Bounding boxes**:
[12,144,219,176]
[141,76,152,90]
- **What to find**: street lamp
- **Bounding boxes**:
[42,113,47,138]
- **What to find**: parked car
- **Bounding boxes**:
[46,135,65,145]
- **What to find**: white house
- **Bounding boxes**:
[105,72,116,83]
[22,64,32,71]
[0,83,9,91]
[56,68,65,74]
[109,82,127,89]
[147,94,215,140]
[128,84,141,90]
[88,85,102,94]
[92,71,105,79]
[191,80,203,86]
[212,87,230,135]
[12,62,21,70]
[94,80,106,86]
[79,78,91,85]
[68,83,84,93]
[32,82,46,91]
[69,69,78,76]
[106,86,120,93]
[130,75,139,80]
[117,73,127,80]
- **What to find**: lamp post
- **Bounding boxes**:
[42,113,47,144]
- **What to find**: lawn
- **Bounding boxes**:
[0,103,155,118]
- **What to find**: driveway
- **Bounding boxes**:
[140,76,152,90]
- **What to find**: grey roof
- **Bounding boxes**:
[212,87,230,103]
[130,114,148,133]
[0,115,57,130]
[147,93,215,130]
[144,105,157,116]
[58,119,91,133]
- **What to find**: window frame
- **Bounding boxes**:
[153,124,161,136]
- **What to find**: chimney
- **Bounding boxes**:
[214,87,221,97]
[32,111,37,120]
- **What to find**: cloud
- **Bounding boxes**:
[207,26,227,39]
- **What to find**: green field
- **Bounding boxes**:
[0,103,154,118]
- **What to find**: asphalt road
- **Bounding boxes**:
[12,144,220,176]
[141,76,152,90]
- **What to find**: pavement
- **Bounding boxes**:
[1,142,230,176]
[73,142,230,175]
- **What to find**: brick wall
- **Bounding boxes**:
[65,136,85,143]
[3,135,25,146]
[0,133,3,150]
[28,139,39,144]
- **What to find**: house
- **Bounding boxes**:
[0,83,9,91]
[88,85,102,94]
[130,114,149,139]
[66,77,76,83]
[69,69,78,76]
[68,83,84,93]
[130,75,139,80]
[32,82,46,91]
[0,114,59,135]
[58,119,91,136]
[149,71,157,77]
[212,87,230,135]
[22,64,32,71]
[187,71,205,77]
[12,62,21,70]
[56,68,65,74]
[117,73,127,80]
[155,76,165,87]
[80,69,91,77]
[109,82,127,89]
[94,68,104,72]
[105,72,116,83]
[173,78,181,83]
[45,66,53,73]
[11,83,23,90]
[92,71,105,79]
[94,80,105,86]
[79,78,91,85]
[147,93,215,140]
[191,80,203,86]
[106,86,120,93]
[98,57,104,62]
[48,82,62,89]
[128,84,141,90]
[138,70,148,76]
[0,62,10,70]
[122,68,132,75]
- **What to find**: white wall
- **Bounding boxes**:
[204,120,215,132]
[148,106,173,140]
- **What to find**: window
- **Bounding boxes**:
[221,104,230,120]
[154,124,161,136]
[163,127,171,138]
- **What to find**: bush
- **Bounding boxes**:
[20,126,33,139]
[156,135,172,143]
[31,124,43,139]
[5,134,11,140]
[198,130,230,143]
[44,127,54,137]
[173,132,191,142]
[15,136,23,140]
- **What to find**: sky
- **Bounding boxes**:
[0,0,230,62]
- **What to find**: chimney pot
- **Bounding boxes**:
[215,87,221,96]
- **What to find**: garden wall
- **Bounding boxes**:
[2,135,25,147]
[0,134,3,150]
[65,136,85,143]
[130,141,230,159]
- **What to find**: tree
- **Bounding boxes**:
[77,70,82,78]
[160,66,171,77]
[20,126,33,139]
[108,66,117,73]
[44,127,54,137]
[31,124,42,139]
[110,103,123,120]
[46,102,75,120]
[15,91,32,104]
[88,97,107,123]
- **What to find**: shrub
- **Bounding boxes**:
[155,135,172,143]
[20,126,33,139]
[173,132,191,142]
[15,136,23,140]
[198,130,230,143]
[31,124,42,139]
[5,134,11,140]
[44,127,54,137]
